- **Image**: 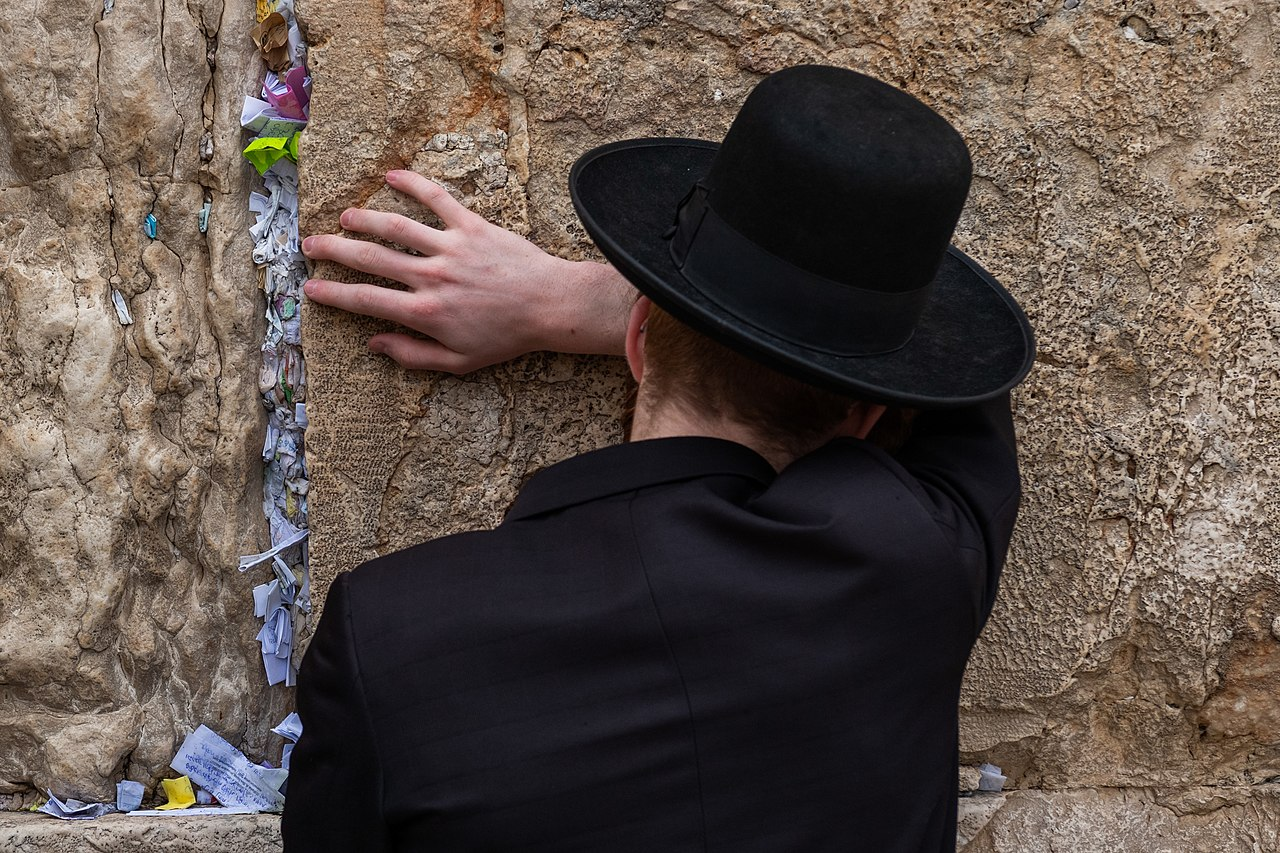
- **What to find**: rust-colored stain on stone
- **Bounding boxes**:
[1199,592,1280,745]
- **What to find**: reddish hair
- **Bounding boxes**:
[636,305,913,457]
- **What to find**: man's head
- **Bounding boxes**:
[624,296,888,467]
[570,65,1034,409]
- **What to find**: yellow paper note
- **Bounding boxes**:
[156,775,196,810]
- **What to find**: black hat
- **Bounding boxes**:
[569,65,1035,407]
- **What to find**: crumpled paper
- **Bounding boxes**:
[250,12,291,71]
[37,791,115,820]
[239,0,312,690]
[264,66,311,121]
[243,133,300,175]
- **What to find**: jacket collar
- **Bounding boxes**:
[505,436,776,521]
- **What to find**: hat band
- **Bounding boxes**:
[667,184,932,357]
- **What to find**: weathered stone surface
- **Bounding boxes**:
[0,0,290,805]
[0,812,280,852]
[300,0,635,616]
[301,0,1280,822]
[961,786,1280,852]
[3,0,1279,844]
[951,0,1280,792]
[956,794,1007,850]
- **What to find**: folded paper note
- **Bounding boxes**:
[263,67,311,120]
[111,289,133,325]
[270,706,299,742]
[238,526,308,572]
[242,134,300,175]
[115,780,144,812]
[272,711,303,770]
[977,763,1007,792]
[156,775,196,810]
[171,725,286,812]
[251,12,291,71]
[241,96,307,137]
[256,597,293,686]
[128,806,259,817]
[37,791,114,820]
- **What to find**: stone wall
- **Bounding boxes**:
[1,0,1278,845]
[302,0,1280,840]
[0,0,290,806]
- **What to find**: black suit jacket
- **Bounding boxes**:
[284,397,1020,852]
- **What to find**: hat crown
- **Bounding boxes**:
[704,65,973,294]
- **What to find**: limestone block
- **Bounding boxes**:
[950,0,1280,791]
[300,0,635,614]
[300,0,1280,805]
[1,0,289,804]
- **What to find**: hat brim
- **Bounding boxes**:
[570,138,1036,408]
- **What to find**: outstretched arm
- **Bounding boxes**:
[301,169,635,373]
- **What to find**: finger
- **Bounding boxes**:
[369,332,477,374]
[386,171,481,231]
[302,234,427,285]
[339,207,445,256]
[303,278,424,325]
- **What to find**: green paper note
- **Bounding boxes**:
[242,133,301,175]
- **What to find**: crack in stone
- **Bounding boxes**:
[91,16,122,294]
[157,0,184,179]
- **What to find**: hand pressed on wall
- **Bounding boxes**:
[302,169,634,373]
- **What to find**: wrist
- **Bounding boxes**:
[537,260,633,356]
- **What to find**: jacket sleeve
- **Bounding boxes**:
[282,572,390,851]
[892,392,1023,630]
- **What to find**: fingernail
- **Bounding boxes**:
[386,170,400,183]
[369,340,384,354]
[339,210,351,227]
[302,236,314,253]
[303,279,316,295]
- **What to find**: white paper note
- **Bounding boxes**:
[241,96,307,137]
[37,790,114,820]
[170,726,286,812]
[238,526,308,572]
[271,712,303,742]
[126,806,259,817]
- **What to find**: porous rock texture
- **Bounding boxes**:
[963,786,1280,852]
[0,811,281,852]
[300,0,1280,845]
[0,0,290,808]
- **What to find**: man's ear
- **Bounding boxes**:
[836,401,888,440]
[625,297,652,383]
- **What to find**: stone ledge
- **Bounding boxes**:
[5,787,1277,851]
[0,812,281,852]
[961,785,1280,852]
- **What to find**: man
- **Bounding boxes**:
[284,65,1034,851]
